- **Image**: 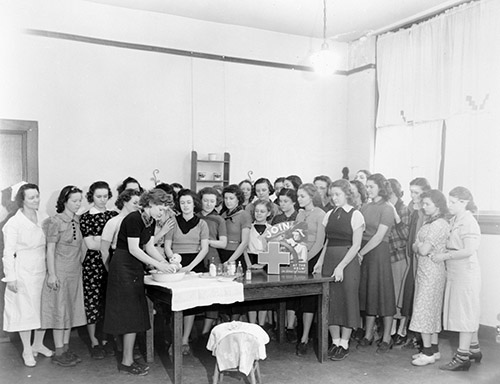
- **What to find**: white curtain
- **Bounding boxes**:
[443,112,500,212]
[376,0,500,127]
[374,121,443,196]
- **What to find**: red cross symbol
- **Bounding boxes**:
[258,242,291,274]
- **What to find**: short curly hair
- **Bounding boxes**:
[86,181,112,203]
[176,189,202,213]
[56,186,83,213]
[139,189,169,208]
[15,183,39,209]
[222,184,245,208]
[254,178,275,195]
[367,173,392,202]
[115,189,142,210]
[350,180,367,205]
[330,179,356,206]
[298,183,322,207]
[117,176,143,195]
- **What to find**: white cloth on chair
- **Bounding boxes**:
[207,321,270,375]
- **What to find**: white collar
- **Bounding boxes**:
[338,205,353,213]
[89,206,106,214]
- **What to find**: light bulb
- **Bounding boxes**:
[310,48,338,76]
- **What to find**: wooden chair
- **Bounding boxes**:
[207,322,269,384]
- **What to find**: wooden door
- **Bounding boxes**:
[0,119,38,340]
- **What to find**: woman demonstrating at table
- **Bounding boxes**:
[295,183,326,356]
[357,173,396,353]
[164,189,209,355]
[2,183,51,367]
[314,179,364,361]
[219,184,252,265]
[431,187,482,372]
[100,189,142,270]
[103,189,176,375]
[408,190,449,366]
[41,186,87,367]
[80,181,118,358]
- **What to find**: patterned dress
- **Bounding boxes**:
[80,209,117,324]
[409,217,449,334]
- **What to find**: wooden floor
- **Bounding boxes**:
[1,326,499,384]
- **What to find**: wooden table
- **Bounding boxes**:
[146,272,333,384]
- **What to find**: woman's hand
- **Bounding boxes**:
[157,262,177,274]
[179,265,191,273]
[163,217,175,233]
[332,266,344,282]
[430,252,447,263]
[357,252,363,265]
[312,262,322,274]
[6,281,17,293]
[47,274,60,290]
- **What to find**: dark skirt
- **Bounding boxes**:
[299,252,321,314]
[359,241,396,317]
[103,249,150,335]
[322,245,360,329]
[401,252,416,317]
[180,253,208,273]
[218,249,244,265]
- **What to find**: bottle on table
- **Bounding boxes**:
[228,261,236,276]
[209,256,217,277]
[236,261,243,277]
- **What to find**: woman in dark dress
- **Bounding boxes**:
[104,189,176,375]
[314,179,365,361]
[80,181,117,358]
[357,173,396,353]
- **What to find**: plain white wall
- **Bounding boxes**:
[0,0,349,213]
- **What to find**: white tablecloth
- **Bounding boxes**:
[144,274,244,311]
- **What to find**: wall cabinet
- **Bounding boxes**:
[190,151,230,191]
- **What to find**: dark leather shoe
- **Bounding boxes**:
[439,356,471,371]
[330,346,349,361]
[328,344,339,357]
[393,334,407,346]
[296,342,308,356]
[90,345,105,360]
[376,339,394,353]
[469,350,482,363]
[357,337,373,348]
[51,352,77,367]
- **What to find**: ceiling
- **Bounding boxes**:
[89,0,468,41]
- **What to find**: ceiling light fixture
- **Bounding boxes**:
[310,0,339,75]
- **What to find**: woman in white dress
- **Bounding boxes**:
[431,187,481,372]
[2,183,52,367]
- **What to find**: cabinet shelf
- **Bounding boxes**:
[191,151,230,191]
[197,160,230,164]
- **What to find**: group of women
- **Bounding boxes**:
[2,171,482,375]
